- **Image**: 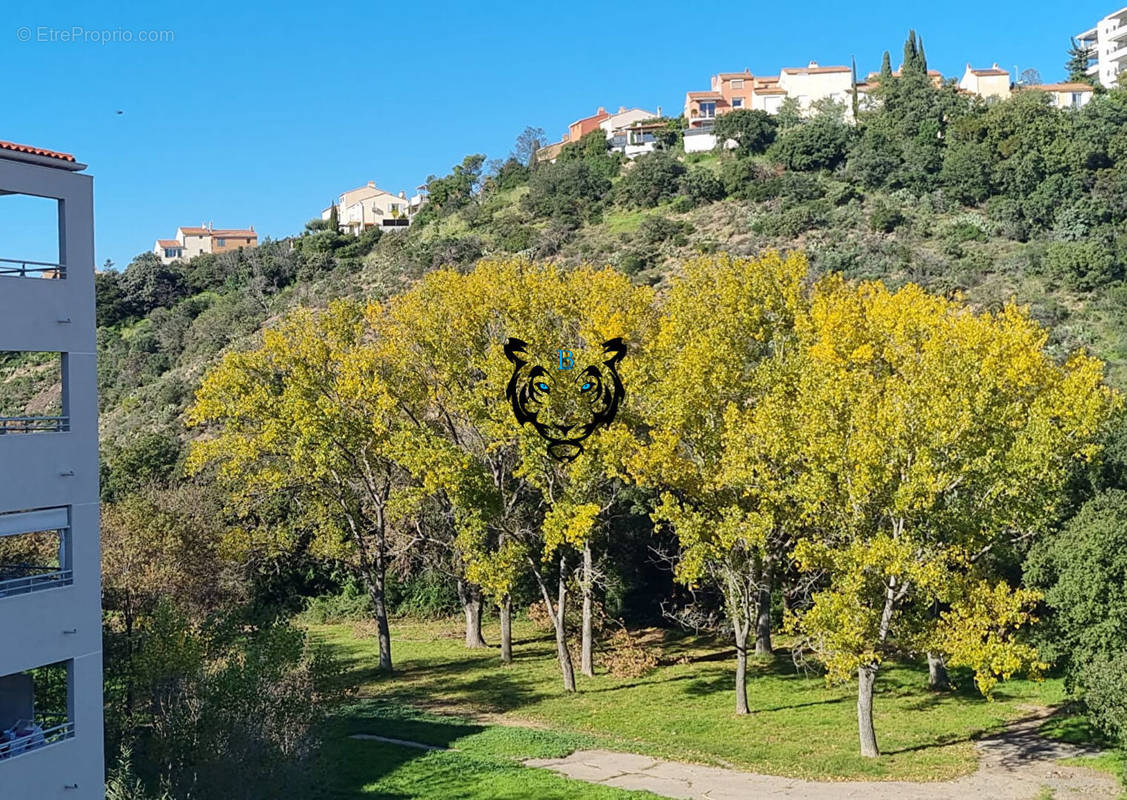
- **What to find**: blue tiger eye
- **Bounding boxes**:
[581,382,593,391]
[536,382,549,392]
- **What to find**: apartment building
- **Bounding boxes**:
[321,181,421,236]
[0,140,104,798]
[1076,6,1127,86]
[153,223,258,264]
[959,64,1012,100]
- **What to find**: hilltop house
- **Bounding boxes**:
[321,181,422,236]
[153,223,258,264]
[684,62,856,130]
[959,63,1012,100]
[1017,82,1095,109]
[536,106,658,163]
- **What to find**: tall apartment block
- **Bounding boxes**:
[1076,6,1127,86]
[0,141,104,798]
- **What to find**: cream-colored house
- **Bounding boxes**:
[959,64,1012,100]
[321,181,418,236]
[1019,82,1095,110]
[153,223,258,264]
[777,62,854,112]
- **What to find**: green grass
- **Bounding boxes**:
[310,618,1076,783]
[1041,711,1126,781]
[314,701,658,798]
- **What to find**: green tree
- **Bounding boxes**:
[770,119,854,171]
[617,151,687,207]
[712,109,777,156]
[1067,37,1095,85]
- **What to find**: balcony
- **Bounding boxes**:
[0,258,65,280]
[0,664,74,762]
[0,508,71,600]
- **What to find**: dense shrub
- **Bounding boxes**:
[869,202,906,233]
[1043,239,1119,290]
[617,151,687,207]
[525,159,611,226]
[680,166,725,204]
[770,119,854,172]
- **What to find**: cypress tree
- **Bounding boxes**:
[904,29,918,75]
[880,50,893,79]
[918,36,927,74]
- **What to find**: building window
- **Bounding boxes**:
[732,98,743,108]
[163,248,180,259]
[1072,92,1084,107]
[700,102,716,118]
[216,238,226,247]
[731,79,744,89]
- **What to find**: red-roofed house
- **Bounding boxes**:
[1017,82,1095,110]
[153,223,258,263]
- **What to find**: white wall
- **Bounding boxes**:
[0,155,104,800]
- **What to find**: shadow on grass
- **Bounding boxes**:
[315,702,486,799]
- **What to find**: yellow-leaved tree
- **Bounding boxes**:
[781,277,1120,756]
[632,251,810,714]
[374,258,655,688]
[187,300,426,673]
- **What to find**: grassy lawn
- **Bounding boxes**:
[310,617,1075,784]
[314,701,658,798]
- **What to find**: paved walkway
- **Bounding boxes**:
[523,711,1118,800]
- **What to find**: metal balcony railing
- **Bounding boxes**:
[0,258,65,279]
[0,416,69,433]
[0,566,73,598]
[0,721,74,760]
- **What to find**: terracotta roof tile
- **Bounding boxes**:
[0,139,76,162]
[178,227,210,235]
[687,91,723,99]
[969,67,1009,76]
[781,65,850,75]
[210,229,257,238]
[1024,82,1094,92]
[156,239,180,248]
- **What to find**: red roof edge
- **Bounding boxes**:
[0,139,76,162]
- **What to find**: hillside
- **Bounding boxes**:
[2,59,1124,483]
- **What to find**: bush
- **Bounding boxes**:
[752,199,831,237]
[869,202,906,233]
[711,109,777,156]
[1043,239,1119,290]
[770,119,854,172]
[525,159,611,226]
[680,167,725,204]
[617,151,687,208]
[639,215,692,246]
[1077,653,1127,747]
[722,158,775,200]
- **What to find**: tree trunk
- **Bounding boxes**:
[500,594,513,664]
[554,560,577,692]
[754,573,772,657]
[858,664,879,757]
[734,619,750,715]
[927,652,950,690]
[365,561,393,673]
[458,579,487,648]
[580,541,595,677]
[533,555,576,692]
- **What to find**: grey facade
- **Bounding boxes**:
[0,147,104,798]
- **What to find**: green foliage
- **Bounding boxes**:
[617,151,687,208]
[869,201,906,233]
[712,109,778,156]
[680,166,725,204]
[525,159,612,226]
[770,119,854,172]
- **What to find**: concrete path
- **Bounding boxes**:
[523,711,1118,800]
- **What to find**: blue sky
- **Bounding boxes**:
[0,0,1114,268]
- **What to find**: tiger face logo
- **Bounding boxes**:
[504,337,626,462]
